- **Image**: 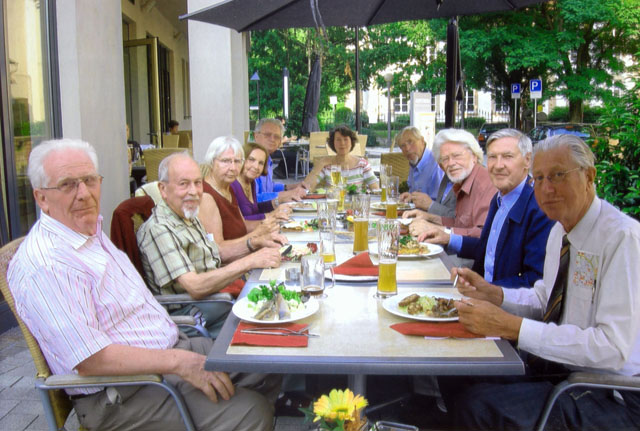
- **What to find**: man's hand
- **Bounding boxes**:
[409,219,442,237]
[399,192,411,203]
[454,298,522,341]
[247,246,281,269]
[270,204,292,221]
[176,350,235,403]
[407,192,433,210]
[417,227,449,244]
[253,219,279,238]
[279,186,307,202]
[452,267,504,306]
[253,231,288,249]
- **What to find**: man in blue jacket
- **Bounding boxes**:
[418,129,553,287]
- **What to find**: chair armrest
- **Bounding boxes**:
[568,372,640,389]
[155,292,234,304]
[171,315,197,326]
[44,373,162,387]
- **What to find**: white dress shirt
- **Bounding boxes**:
[502,197,640,376]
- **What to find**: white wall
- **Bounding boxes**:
[187,0,249,161]
[57,0,128,231]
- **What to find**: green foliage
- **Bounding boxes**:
[392,115,410,129]
[592,76,640,219]
[462,117,486,129]
[548,106,606,123]
[334,107,354,126]
[548,107,570,122]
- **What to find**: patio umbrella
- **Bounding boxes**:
[301,55,322,135]
[182,0,548,127]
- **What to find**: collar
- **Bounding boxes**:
[39,212,101,250]
[498,177,527,207]
[566,195,600,249]
[157,200,196,226]
[412,148,435,171]
[453,164,482,196]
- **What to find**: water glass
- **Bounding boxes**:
[352,194,371,254]
[319,229,336,289]
[317,199,338,230]
[284,267,300,289]
[385,175,400,219]
[380,164,393,202]
[301,255,326,298]
[376,219,400,298]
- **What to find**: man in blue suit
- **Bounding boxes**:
[418,129,553,287]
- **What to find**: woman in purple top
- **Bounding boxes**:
[231,143,291,221]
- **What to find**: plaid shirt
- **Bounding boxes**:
[137,201,221,295]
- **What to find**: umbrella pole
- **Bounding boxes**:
[445,17,459,128]
[355,27,361,133]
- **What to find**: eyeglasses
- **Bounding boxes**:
[41,174,104,194]
[397,139,420,150]
[439,151,468,165]
[533,167,582,187]
[257,131,282,142]
[216,158,244,166]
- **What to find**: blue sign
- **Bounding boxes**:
[511,83,521,99]
[530,79,542,99]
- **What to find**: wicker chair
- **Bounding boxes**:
[0,237,197,431]
[143,148,191,182]
[163,134,180,148]
[177,131,192,150]
[380,152,410,183]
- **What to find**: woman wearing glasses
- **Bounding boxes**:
[199,136,285,250]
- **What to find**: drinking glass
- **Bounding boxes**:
[319,229,336,288]
[284,267,300,289]
[376,219,400,298]
[385,175,400,219]
[330,165,342,187]
[301,255,326,298]
[317,199,338,230]
[380,164,393,202]
[352,194,371,254]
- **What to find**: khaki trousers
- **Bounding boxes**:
[73,335,281,431]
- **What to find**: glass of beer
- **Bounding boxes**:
[376,219,400,298]
[301,255,326,298]
[385,176,400,219]
[380,164,392,202]
[330,165,342,187]
[352,194,371,254]
[319,229,336,288]
[317,199,338,230]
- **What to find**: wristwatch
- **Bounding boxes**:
[246,237,257,252]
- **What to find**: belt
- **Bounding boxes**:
[69,389,104,400]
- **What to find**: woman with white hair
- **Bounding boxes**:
[199,136,286,250]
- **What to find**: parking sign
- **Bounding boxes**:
[530,79,542,99]
[511,83,521,99]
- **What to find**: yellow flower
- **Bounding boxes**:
[313,389,368,423]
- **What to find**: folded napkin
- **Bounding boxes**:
[390,322,482,339]
[220,278,244,297]
[305,193,326,199]
[334,252,379,276]
[231,322,309,347]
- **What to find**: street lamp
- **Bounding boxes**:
[384,72,393,146]
[282,67,289,119]
[250,71,260,120]
[329,95,337,126]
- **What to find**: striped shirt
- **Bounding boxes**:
[7,213,178,395]
[137,200,221,296]
[317,157,378,189]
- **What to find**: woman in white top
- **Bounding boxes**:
[302,125,379,191]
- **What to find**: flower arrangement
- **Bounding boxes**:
[300,388,369,431]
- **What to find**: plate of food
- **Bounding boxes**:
[280,243,318,262]
[290,202,317,212]
[383,292,461,322]
[371,202,415,211]
[233,282,319,324]
[281,219,319,232]
[369,236,443,258]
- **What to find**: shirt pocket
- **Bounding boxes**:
[568,251,598,327]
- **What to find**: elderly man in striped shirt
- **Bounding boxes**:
[8,139,278,431]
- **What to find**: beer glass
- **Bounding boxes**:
[380,164,392,202]
[317,199,338,230]
[352,194,371,254]
[385,176,400,219]
[330,165,342,187]
[301,255,326,298]
[319,229,336,288]
[376,219,400,298]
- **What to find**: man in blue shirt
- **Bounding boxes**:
[253,118,307,203]
[397,126,454,217]
[418,129,553,287]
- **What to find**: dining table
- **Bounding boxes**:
[205,198,525,395]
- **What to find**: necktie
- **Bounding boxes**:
[544,235,570,323]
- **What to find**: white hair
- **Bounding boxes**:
[534,134,595,169]
[28,139,99,189]
[433,128,483,164]
[203,136,244,167]
[486,128,532,157]
[158,151,193,183]
[255,118,284,136]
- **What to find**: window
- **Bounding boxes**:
[431,94,436,112]
[394,94,408,114]
[465,91,474,112]
[495,88,510,112]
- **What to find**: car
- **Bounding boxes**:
[528,123,593,145]
[477,122,510,149]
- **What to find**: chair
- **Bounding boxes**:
[134,181,163,205]
[177,131,192,150]
[308,132,329,164]
[356,134,368,156]
[163,134,180,148]
[143,148,191,182]
[243,130,252,145]
[535,372,640,431]
[380,152,410,183]
[0,237,197,431]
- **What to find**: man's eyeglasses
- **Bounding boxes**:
[216,158,244,166]
[532,167,582,187]
[257,131,282,142]
[41,175,104,194]
[439,152,468,165]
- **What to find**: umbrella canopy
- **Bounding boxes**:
[301,56,322,135]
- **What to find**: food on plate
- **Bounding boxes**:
[372,202,413,211]
[280,243,318,262]
[281,219,319,232]
[290,202,316,211]
[398,293,458,318]
[247,281,306,321]
[398,235,430,255]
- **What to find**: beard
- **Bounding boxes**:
[447,166,473,184]
[182,200,200,220]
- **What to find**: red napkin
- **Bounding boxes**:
[220,279,244,298]
[333,252,379,276]
[231,322,309,347]
[305,193,326,199]
[390,322,482,338]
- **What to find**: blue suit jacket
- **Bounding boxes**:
[458,182,554,288]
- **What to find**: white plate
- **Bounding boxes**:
[382,292,462,322]
[291,202,317,212]
[371,202,415,211]
[232,296,319,324]
[368,242,444,259]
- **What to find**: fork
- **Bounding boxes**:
[241,324,314,336]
